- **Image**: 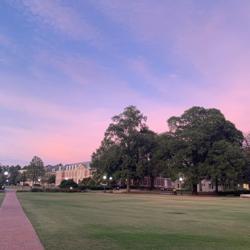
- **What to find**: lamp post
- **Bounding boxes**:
[109,176,113,190]
[4,171,9,186]
[179,177,183,195]
[103,175,107,192]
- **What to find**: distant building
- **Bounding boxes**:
[45,164,62,173]
[55,162,92,186]
[197,179,224,192]
[131,176,183,190]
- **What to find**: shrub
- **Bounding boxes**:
[31,187,43,192]
[78,177,105,190]
[218,190,250,196]
[33,183,41,187]
[59,179,78,189]
[44,188,61,192]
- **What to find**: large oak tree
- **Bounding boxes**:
[168,106,244,193]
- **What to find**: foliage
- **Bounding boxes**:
[26,156,45,184]
[47,174,56,184]
[92,105,148,192]
[8,165,21,185]
[92,105,248,193]
[31,187,43,192]
[0,165,21,185]
[167,106,244,193]
[242,133,250,183]
[20,172,28,183]
[59,179,78,189]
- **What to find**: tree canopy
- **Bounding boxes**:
[26,156,45,184]
[92,106,148,191]
[92,105,247,193]
[167,107,244,193]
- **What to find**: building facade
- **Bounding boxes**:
[129,176,184,191]
[197,179,224,192]
[55,162,92,186]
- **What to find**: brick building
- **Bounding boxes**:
[55,162,92,186]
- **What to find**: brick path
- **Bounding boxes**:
[0,190,44,250]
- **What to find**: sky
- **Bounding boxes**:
[0,0,250,165]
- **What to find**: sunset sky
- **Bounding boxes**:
[0,0,249,165]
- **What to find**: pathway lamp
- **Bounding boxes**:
[179,177,183,195]
[103,175,107,192]
[109,176,113,190]
[4,171,9,186]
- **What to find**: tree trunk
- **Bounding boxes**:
[215,178,219,194]
[199,182,202,192]
[150,175,155,190]
[192,183,198,195]
[127,175,131,193]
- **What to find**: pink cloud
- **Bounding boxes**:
[0,90,111,165]
[96,1,250,132]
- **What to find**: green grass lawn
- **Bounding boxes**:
[18,192,250,250]
[0,192,4,206]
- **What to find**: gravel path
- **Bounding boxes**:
[0,190,44,250]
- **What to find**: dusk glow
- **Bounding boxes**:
[1,0,250,165]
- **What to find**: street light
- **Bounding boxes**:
[179,177,183,195]
[103,175,107,192]
[109,176,113,191]
[4,171,9,187]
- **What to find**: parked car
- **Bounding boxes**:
[0,185,5,191]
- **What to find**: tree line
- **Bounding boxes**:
[0,156,55,186]
[91,105,250,193]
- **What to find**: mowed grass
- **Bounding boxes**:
[17,193,250,250]
[0,192,4,206]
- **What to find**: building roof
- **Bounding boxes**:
[60,162,91,171]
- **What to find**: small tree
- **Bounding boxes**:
[59,179,78,189]
[27,156,45,184]
[8,166,21,185]
[47,175,56,184]
[20,172,27,184]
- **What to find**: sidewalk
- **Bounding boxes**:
[0,190,44,250]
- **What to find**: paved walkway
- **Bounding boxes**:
[0,190,44,250]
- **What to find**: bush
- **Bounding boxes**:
[78,177,107,191]
[33,183,41,187]
[59,179,78,189]
[218,190,250,196]
[31,187,43,192]
[44,188,61,192]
